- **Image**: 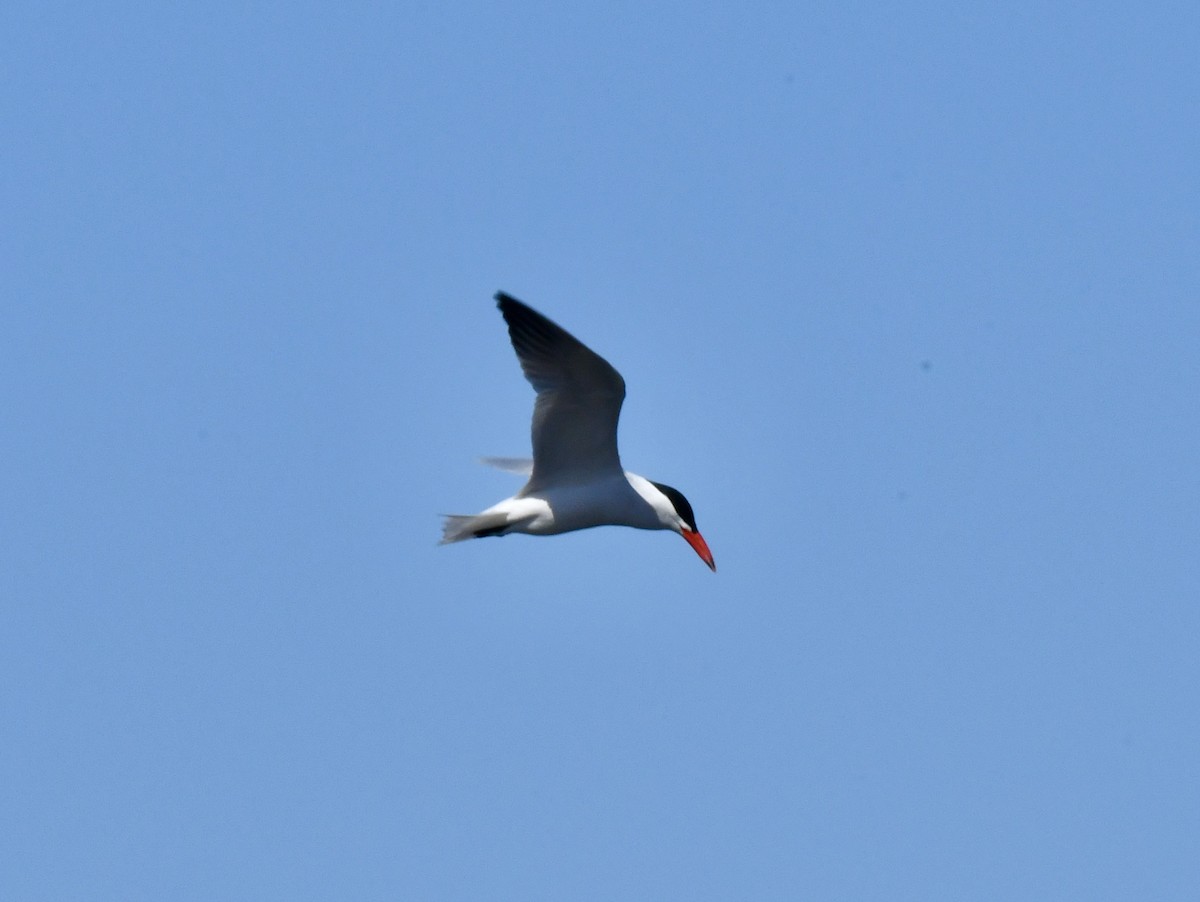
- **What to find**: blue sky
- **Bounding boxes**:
[3,1,1198,898]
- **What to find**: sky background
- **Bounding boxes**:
[3,1,1198,899]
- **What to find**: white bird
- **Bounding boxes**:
[441,292,715,571]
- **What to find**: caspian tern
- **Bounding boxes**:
[440,292,715,571]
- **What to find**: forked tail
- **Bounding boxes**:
[439,512,511,544]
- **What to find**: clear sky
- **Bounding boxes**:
[3,2,1198,899]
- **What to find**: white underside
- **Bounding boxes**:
[441,471,674,543]
[498,472,667,534]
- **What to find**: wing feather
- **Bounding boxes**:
[495,292,625,487]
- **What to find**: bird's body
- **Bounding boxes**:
[444,470,679,537]
[441,292,715,571]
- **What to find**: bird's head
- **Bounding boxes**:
[649,481,716,572]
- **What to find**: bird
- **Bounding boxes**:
[440,292,715,571]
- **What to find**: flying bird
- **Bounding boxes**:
[440,292,715,571]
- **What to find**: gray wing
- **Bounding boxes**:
[480,456,535,476]
[495,292,625,487]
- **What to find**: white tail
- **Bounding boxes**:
[439,512,511,544]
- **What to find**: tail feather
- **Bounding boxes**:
[439,512,511,544]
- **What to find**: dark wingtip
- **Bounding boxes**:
[495,291,544,340]
[495,292,533,324]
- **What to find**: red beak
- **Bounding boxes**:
[683,530,716,571]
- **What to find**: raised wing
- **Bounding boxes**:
[495,292,626,487]
[480,456,534,476]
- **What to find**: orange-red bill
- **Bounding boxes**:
[683,530,716,572]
